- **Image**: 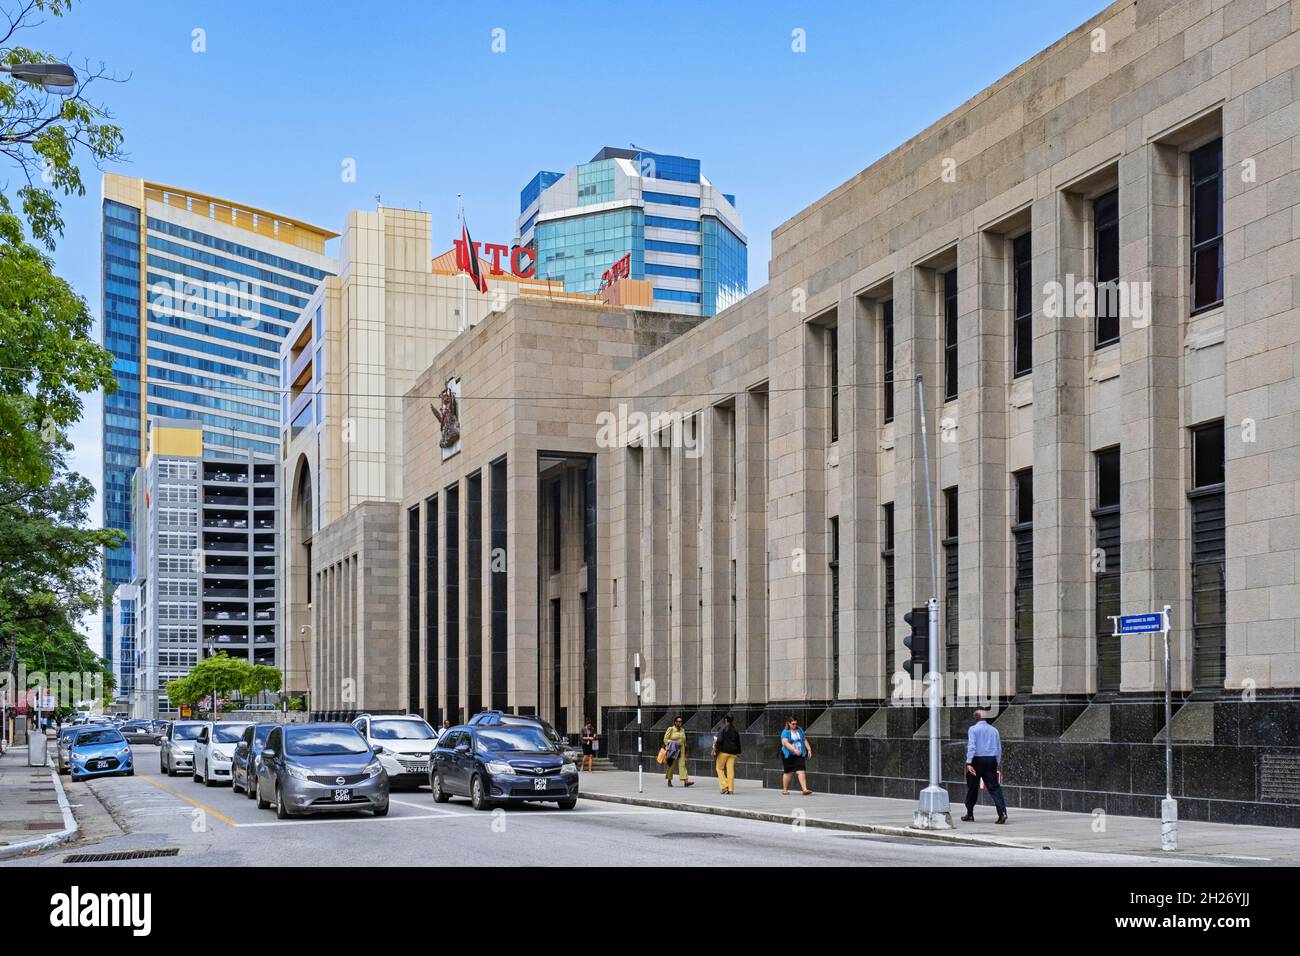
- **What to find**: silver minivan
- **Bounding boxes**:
[160,720,206,776]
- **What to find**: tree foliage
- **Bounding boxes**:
[0,0,123,683]
[0,0,125,248]
[167,655,284,715]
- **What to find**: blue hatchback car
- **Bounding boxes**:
[68,727,134,782]
[429,724,578,811]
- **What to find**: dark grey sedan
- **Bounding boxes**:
[231,723,278,799]
[254,723,389,819]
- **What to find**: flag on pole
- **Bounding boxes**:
[457,220,488,294]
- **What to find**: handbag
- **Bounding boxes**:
[656,747,667,765]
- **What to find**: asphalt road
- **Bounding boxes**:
[5,745,1215,867]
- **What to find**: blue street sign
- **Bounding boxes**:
[1119,613,1164,634]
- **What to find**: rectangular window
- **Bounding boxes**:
[1012,234,1033,376]
[828,325,839,443]
[550,480,562,573]
[444,485,460,724]
[425,496,439,724]
[1093,189,1120,347]
[1013,469,1034,694]
[943,487,959,672]
[1190,422,1225,690]
[943,269,958,401]
[1190,139,1223,313]
[829,516,840,698]
[882,300,895,424]
[490,458,508,711]
[1094,448,1121,691]
[407,506,421,715]
[466,471,483,718]
[882,503,895,680]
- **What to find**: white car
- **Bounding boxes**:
[192,721,252,787]
[352,714,439,789]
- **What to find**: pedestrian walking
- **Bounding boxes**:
[962,709,1007,824]
[779,716,813,795]
[712,714,742,794]
[662,715,694,787]
[580,718,596,772]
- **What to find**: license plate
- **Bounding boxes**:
[92,760,108,769]
[533,778,547,791]
[332,788,352,803]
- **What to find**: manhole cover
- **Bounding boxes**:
[62,848,180,864]
[27,799,56,805]
[24,822,62,831]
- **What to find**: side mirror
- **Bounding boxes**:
[455,742,471,753]
[372,745,385,755]
[260,748,276,760]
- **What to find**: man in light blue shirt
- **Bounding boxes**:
[962,710,1007,824]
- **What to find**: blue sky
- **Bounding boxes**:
[31,0,1108,649]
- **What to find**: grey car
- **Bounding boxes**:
[254,723,389,819]
[231,723,278,798]
[160,720,206,776]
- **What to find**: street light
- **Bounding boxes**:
[0,62,77,93]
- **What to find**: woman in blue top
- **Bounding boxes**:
[779,716,813,795]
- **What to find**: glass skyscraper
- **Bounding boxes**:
[100,175,335,673]
[516,148,747,318]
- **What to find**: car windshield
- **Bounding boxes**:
[285,727,368,757]
[173,724,203,740]
[500,715,561,743]
[75,730,124,747]
[213,724,251,744]
[475,728,555,754]
[370,718,435,740]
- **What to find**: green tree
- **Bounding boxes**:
[0,0,124,686]
[240,664,282,700]
[0,0,125,248]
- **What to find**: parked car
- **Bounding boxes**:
[231,723,278,798]
[56,725,83,773]
[254,723,389,819]
[68,727,134,782]
[352,714,439,789]
[120,720,162,745]
[160,720,206,776]
[192,721,253,786]
[430,724,577,811]
[468,710,581,765]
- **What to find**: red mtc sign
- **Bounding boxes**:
[452,239,537,278]
[600,252,631,291]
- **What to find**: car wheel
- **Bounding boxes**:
[231,770,242,795]
[431,771,451,803]
[372,800,390,817]
[469,773,492,811]
[557,798,577,810]
[255,779,270,810]
[203,761,216,787]
[246,774,257,799]
[70,773,82,783]
[126,768,135,777]
[275,784,292,820]
[193,768,201,783]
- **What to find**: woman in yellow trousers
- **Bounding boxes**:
[662,715,694,787]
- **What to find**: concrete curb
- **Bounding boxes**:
[0,753,80,861]
[580,789,1035,850]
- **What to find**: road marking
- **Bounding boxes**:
[137,774,238,827]
[389,798,460,814]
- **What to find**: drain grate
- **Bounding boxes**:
[62,848,180,864]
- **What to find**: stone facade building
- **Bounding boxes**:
[376,0,1299,824]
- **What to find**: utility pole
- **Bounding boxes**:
[913,375,952,829]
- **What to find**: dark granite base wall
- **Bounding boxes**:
[601,695,1300,828]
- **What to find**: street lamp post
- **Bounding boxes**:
[0,62,77,93]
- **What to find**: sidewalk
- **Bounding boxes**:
[0,735,78,860]
[580,769,1300,865]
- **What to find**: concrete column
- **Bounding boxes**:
[735,389,768,704]
[1119,141,1185,693]
[964,230,1012,687]
[701,405,733,706]
[643,445,670,707]
[1034,192,1091,695]
[669,424,700,705]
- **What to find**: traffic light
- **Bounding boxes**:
[902,606,928,679]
